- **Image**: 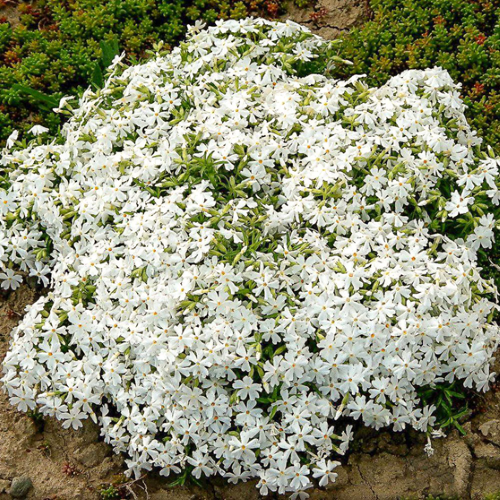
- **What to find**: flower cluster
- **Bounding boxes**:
[1,18,500,497]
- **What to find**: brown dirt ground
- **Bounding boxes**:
[3,0,500,499]
[280,0,370,39]
[0,0,22,28]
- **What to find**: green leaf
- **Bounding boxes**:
[12,84,59,110]
[91,63,104,89]
[454,421,467,436]
[100,38,119,68]
[269,405,279,420]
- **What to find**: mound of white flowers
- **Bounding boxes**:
[2,17,500,497]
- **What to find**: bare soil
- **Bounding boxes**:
[0,0,22,28]
[281,0,370,39]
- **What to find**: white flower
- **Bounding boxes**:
[229,430,260,461]
[312,459,340,487]
[0,268,23,290]
[5,130,18,149]
[28,125,49,136]
[446,191,473,217]
[0,18,499,497]
[233,376,262,400]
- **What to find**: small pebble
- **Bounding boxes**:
[9,475,33,498]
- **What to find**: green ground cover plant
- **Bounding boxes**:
[329,0,500,154]
[0,0,283,143]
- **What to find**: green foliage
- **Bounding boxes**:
[99,485,122,500]
[91,38,120,89]
[331,0,500,154]
[99,479,131,500]
[418,382,470,435]
[99,474,137,499]
[0,0,280,144]
[168,465,203,488]
[27,407,45,432]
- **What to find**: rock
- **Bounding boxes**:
[215,480,259,500]
[446,437,473,498]
[354,452,408,499]
[280,0,313,25]
[470,464,500,499]
[479,420,500,446]
[463,421,482,449]
[17,417,38,440]
[474,442,500,470]
[325,464,349,489]
[281,0,369,41]
[74,419,101,444]
[74,442,109,468]
[9,475,33,498]
[374,432,409,456]
[96,456,125,479]
[0,480,10,493]
[150,487,200,500]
